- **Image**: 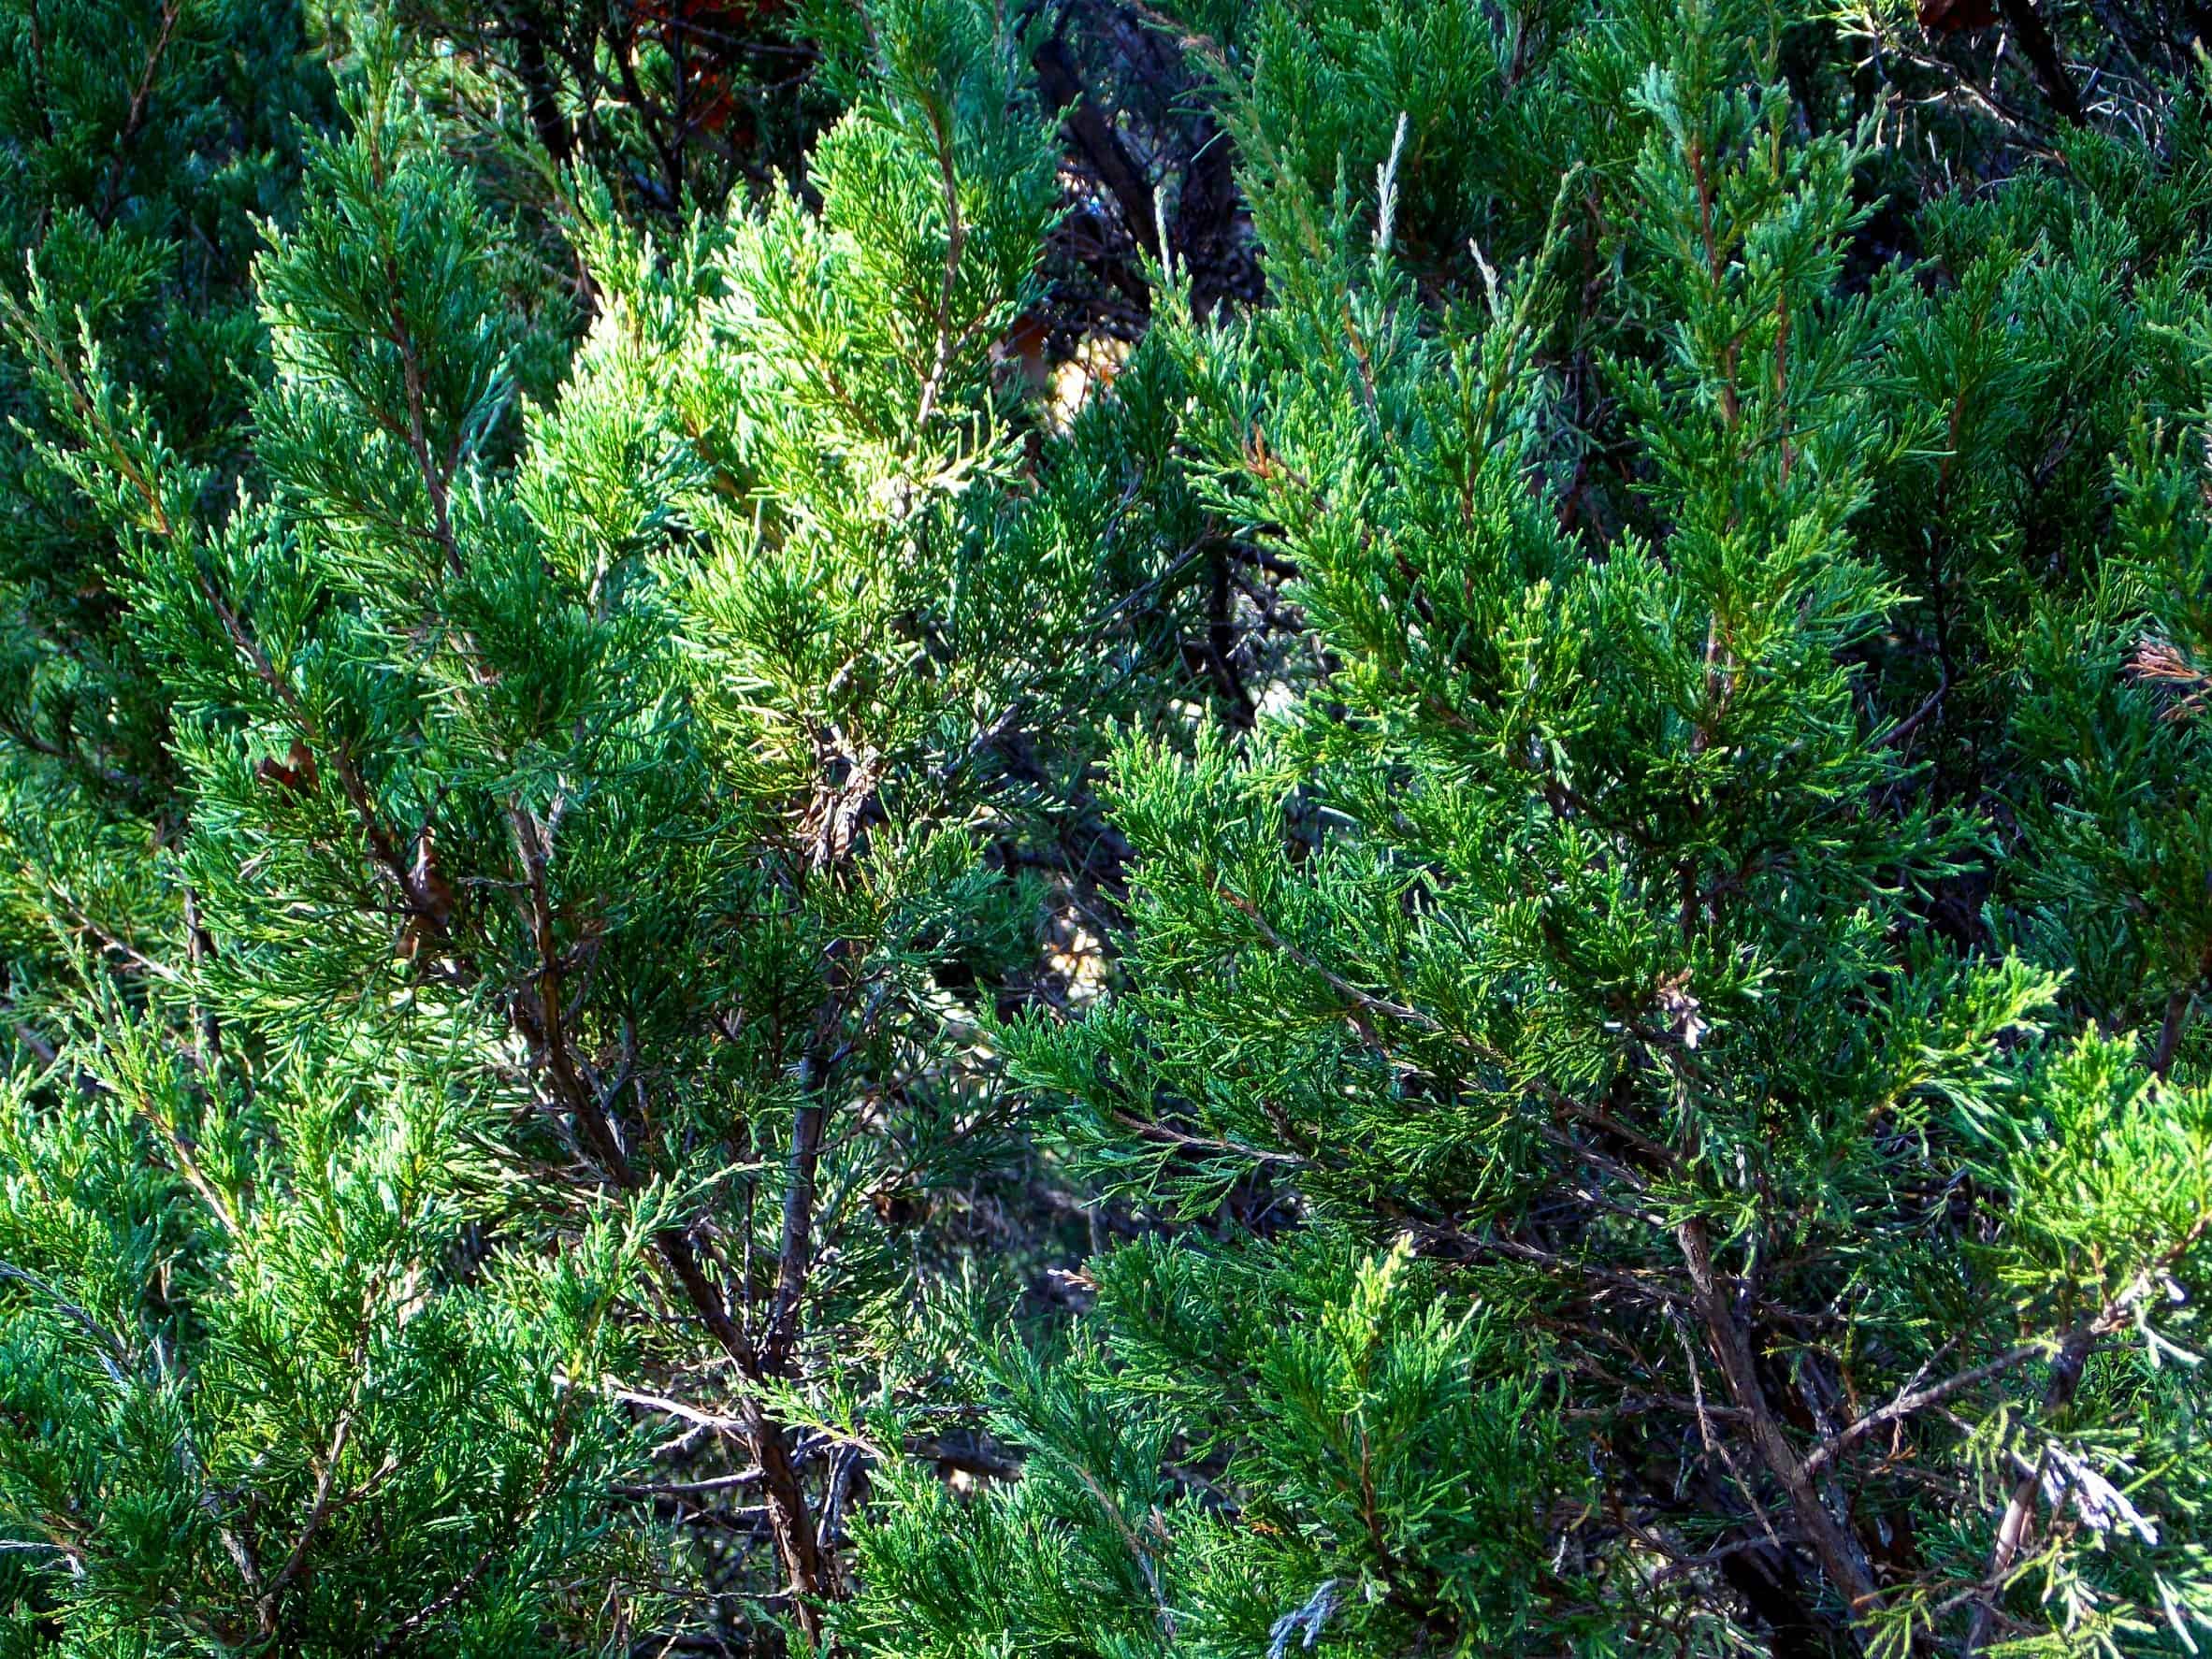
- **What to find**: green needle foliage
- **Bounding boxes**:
[0,0,327,1002]
[834,2,2212,1656]
[2,0,1217,1646]
[3,0,2211,1654]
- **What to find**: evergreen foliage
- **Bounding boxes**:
[1,0,2210,1654]
[841,3,2212,1653]
[0,0,326,980]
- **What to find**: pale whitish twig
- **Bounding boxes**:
[1267,1580,1341,1659]
[1804,1339,2051,1475]
[604,1383,745,1434]
[1374,113,1409,255]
